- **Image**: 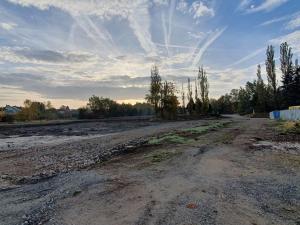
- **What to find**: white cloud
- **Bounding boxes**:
[189,1,215,18]
[259,14,291,26]
[192,27,227,68]
[187,31,206,39]
[259,11,300,28]
[153,0,169,5]
[270,30,300,54]
[7,0,156,55]
[237,0,253,11]
[0,22,17,30]
[286,15,300,30]
[176,0,188,14]
[239,0,289,13]
[227,48,265,68]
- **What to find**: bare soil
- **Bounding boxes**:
[0,116,299,225]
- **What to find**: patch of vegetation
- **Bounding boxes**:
[276,121,300,134]
[147,151,179,163]
[148,121,230,145]
[182,121,229,134]
[148,134,189,145]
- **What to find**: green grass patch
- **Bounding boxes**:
[182,121,228,134]
[148,134,189,145]
[148,121,230,145]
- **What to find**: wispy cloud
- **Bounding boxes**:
[286,15,300,30]
[0,22,17,30]
[192,27,227,68]
[270,30,300,54]
[189,1,215,19]
[238,0,289,13]
[7,0,156,55]
[227,48,265,68]
[259,11,300,27]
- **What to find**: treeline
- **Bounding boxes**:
[0,98,154,122]
[146,65,211,119]
[212,42,300,115]
[78,96,154,119]
[0,100,75,122]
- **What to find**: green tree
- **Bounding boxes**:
[280,42,294,108]
[146,65,162,115]
[290,59,300,106]
[255,64,267,113]
[181,83,186,114]
[198,66,209,114]
[265,45,277,109]
[160,81,179,119]
[186,78,194,114]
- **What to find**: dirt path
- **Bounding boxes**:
[1,117,299,225]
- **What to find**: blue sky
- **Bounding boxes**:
[0,0,299,107]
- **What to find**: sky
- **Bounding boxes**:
[0,0,300,108]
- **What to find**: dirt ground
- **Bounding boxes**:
[0,116,299,225]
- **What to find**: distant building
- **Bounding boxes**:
[4,105,21,115]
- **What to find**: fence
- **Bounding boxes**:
[270,109,300,121]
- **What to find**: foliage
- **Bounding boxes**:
[212,42,300,115]
[160,81,179,119]
[146,66,179,119]
[266,45,277,109]
[146,65,162,115]
[148,121,228,145]
[198,66,209,114]
[84,96,154,119]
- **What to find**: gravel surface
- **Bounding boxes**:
[0,116,299,225]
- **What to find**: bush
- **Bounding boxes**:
[0,114,15,122]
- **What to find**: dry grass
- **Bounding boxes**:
[277,121,300,134]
